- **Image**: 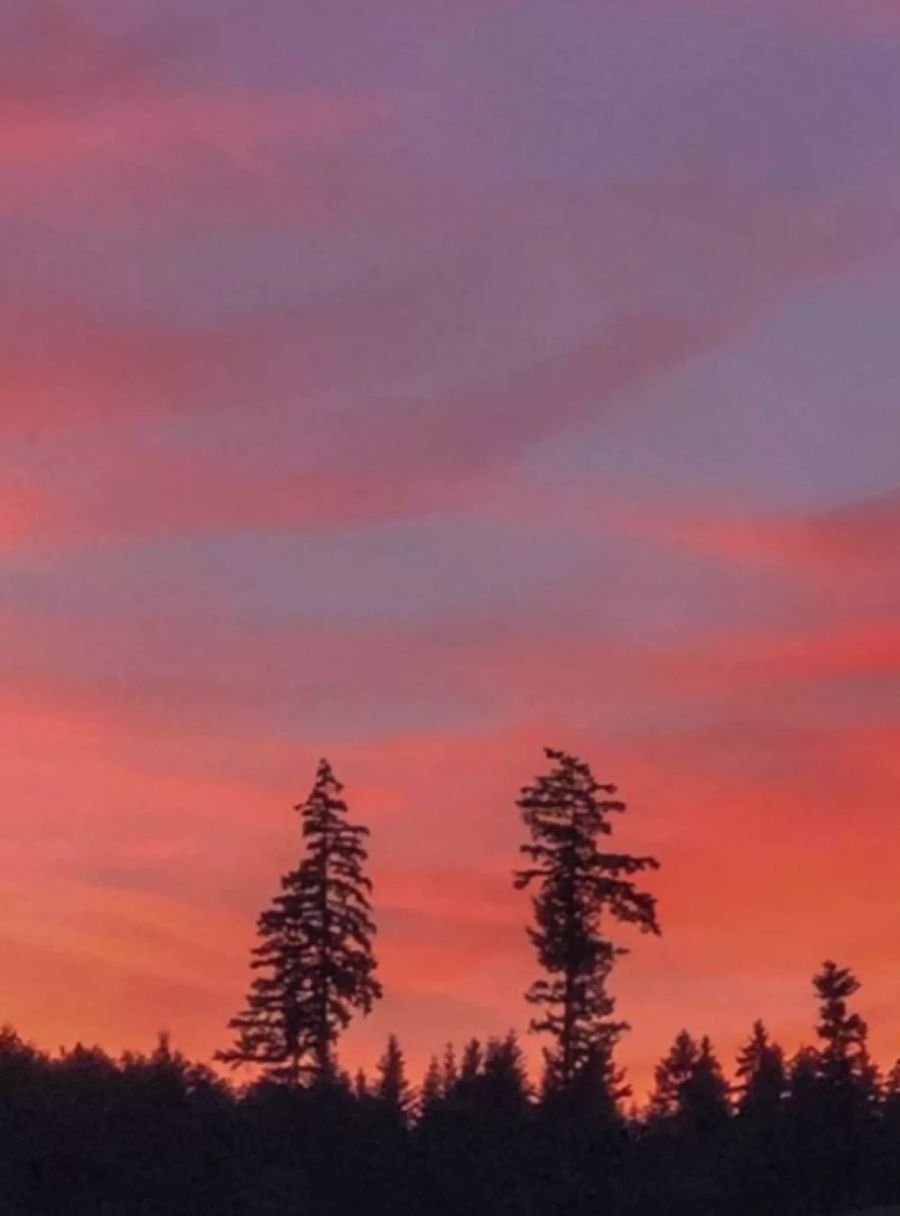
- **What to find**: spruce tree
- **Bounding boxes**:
[459,1038,482,1084]
[814,960,872,1088]
[649,1029,699,1119]
[736,1020,785,1118]
[734,1022,788,1212]
[481,1033,531,1114]
[788,1045,820,1109]
[217,758,382,1085]
[513,747,659,1092]
[559,1041,629,1118]
[419,1056,443,1117]
[679,1036,731,1130]
[804,962,878,1212]
[375,1034,412,1118]
[441,1042,458,1096]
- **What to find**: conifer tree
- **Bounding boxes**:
[736,1020,786,1119]
[441,1042,458,1096]
[788,1045,820,1109]
[481,1033,531,1113]
[375,1034,412,1118]
[649,1032,729,1128]
[679,1035,731,1129]
[812,961,880,1131]
[514,747,659,1092]
[419,1056,443,1117]
[804,962,878,1211]
[733,1022,788,1211]
[217,758,381,1085]
[460,1038,482,1084]
[814,960,872,1088]
[649,1029,699,1119]
[565,1041,630,1118]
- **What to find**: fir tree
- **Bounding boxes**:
[784,965,879,1214]
[649,1029,699,1119]
[441,1042,458,1096]
[459,1038,482,1084]
[568,1041,630,1118]
[217,758,382,1085]
[514,747,659,1092]
[375,1034,412,1118]
[736,1020,786,1117]
[419,1055,443,1117]
[814,960,871,1087]
[481,1032,531,1114]
[787,1045,820,1112]
[679,1035,731,1130]
[733,1022,788,1213]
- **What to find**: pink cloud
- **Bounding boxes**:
[0,91,380,170]
[0,7,386,229]
[621,489,900,592]
[1,170,890,550]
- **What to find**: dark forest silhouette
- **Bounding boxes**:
[2,748,899,1215]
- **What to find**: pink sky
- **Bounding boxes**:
[0,0,898,1096]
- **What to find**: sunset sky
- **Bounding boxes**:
[1,0,899,1096]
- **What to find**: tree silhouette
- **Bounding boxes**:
[375,1034,413,1119]
[814,959,871,1087]
[735,1020,785,1118]
[459,1038,483,1087]
[514,747,660,1093]
[649,1029,699,1120]
[480,1033,531,1114]
[440,1042,458,1096]
[217,759,382,1085]
[9,959,900,1215]
[419,1055,443,1117]
[679,1035,730,1131]
[733,1022,788,1214]
[783,963,880,1214]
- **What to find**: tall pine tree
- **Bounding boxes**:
[514,747,659,1092]
[217,758,381,1085]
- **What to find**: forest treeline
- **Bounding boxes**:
[2,749,898,1215]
